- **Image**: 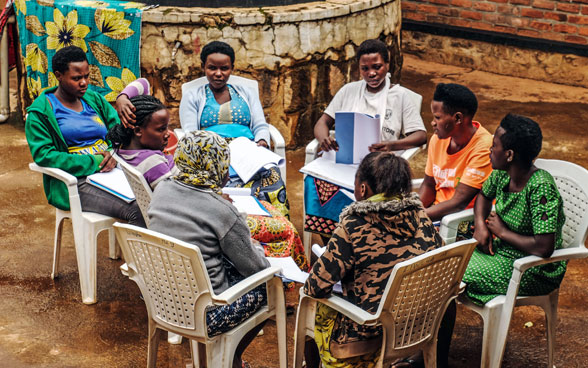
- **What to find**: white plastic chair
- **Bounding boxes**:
[179,75,287,181]
[443,158,588,368]
[113,223,288,368]
[302,88,425,254]
[29,163,120,305]
[293,238,477,368]
[111,154,153,227]
[111,154,185,345]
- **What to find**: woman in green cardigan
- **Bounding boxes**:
[25,46,144,226]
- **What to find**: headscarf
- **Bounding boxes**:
[174,130,230,194]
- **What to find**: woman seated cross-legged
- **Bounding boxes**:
[116,40,290,218]
[303,152,443,368]
[107,96,308,271]
[25,45,144,227]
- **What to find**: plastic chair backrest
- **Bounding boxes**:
[377,239,476,353]
[112,154,153,227]
[114,223,214,337]
[181,75,259,99]
[535,159,588,249]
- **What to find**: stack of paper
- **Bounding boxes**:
[86,168,135,203]
[299,154,357,191]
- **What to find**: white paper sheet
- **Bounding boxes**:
[230,196,270,217]
[86,167,135,203]
[266,257,309,284]
[229,137,285,182]
[299,155,358,190]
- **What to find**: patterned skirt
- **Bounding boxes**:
[206,263,267,337]
[314,303,381,368]
[228,165,290,218]
[303,176,353,238]
[248,201,309,272]
[463,244,566,305]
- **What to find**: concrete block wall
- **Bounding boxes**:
[402,0,588,45]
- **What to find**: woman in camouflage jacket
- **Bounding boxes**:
[303,152,443,368]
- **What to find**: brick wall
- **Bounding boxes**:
[402,0,588,45]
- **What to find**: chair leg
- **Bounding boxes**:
[543,291,559,368]
[147,320,162,368]
[108,228,120,260]
[190,340,207,368]
[422,339,438,368]
[51,214,67,280]
[270,278,288,368]
[73,220,98,304]
[303,231,312,264]
[480,304,506,368]
[293,297,313,368]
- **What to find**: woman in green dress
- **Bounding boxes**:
[463,113,566,305]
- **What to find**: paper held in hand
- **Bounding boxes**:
[299,150,357,192]
[266,244,342,293]
[229,137,285,183]
[86,167,135,203]
[222,187,270,217]
[335,111,380,165]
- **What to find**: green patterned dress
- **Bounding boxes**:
[463,169,566,305]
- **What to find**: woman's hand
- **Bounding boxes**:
[319,135,338,152]
[486,211,507,238]
[221,193,234,203]
[256,139,269,149]
[474,221,494,255]
[97,151,116,172]
[369,141,393,152]
[115,94,136,128]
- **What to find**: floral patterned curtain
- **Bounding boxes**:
[14,0,144,102]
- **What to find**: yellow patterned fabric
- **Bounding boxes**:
[174,131,230,195]
[314,303,381,368]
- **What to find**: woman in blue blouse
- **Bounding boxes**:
[117,41,290,217]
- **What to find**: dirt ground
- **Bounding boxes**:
[1,54,587,367]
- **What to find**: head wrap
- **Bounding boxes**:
[173,130,230,194]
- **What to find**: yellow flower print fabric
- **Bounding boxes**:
[15,0,143,101]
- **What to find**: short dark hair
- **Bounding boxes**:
[356,152,412,196]
[499,113,542,168]
[356,39,389,64]
[52,46,87,74]
[200,41,235,66]
[433,83,478,118]
[106,95,166,149]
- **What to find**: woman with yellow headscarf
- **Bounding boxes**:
[149,130,269,367]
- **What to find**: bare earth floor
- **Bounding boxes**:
[1,54,587,367]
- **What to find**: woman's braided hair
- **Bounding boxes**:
[106,95,166,149]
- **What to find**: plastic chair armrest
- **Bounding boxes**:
[268,124,285,156]
[305,138,320,165]
[438,208,475,243]
[29,163,78,186]
[315,294,378,326]
[212,266,281,305]
[513,247,588,274]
